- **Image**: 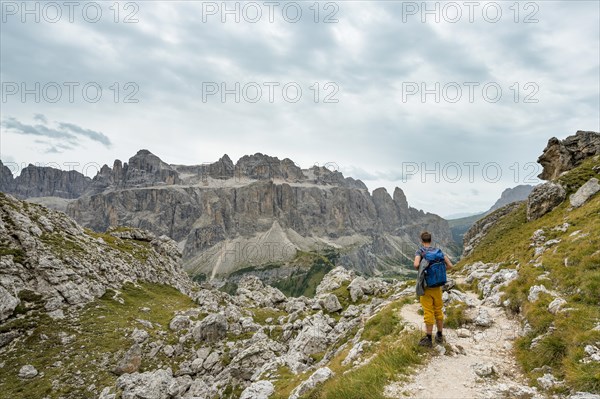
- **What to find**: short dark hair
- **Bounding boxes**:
[421,231,432,243]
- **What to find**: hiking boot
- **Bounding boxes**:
[418,335,433,347]
[435,332,444,344]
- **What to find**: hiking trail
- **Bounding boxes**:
[384,288,543,399]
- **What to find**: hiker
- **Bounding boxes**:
[414,231,453,347]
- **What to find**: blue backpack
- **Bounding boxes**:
[421,248,447,288]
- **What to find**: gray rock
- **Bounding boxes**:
[240,380,275,399]
[169,315,191,331]
[568,393,600,399]
[548,297,567,314]
[321,293,342,313]
[0,286,20,322]
[289,367,334,399]
[472,362,495,377]
[131,328,149,344]
[456,328,472,338]
[316,267,355,295]
[192,313,228,343]
[474,309,493,327]
[0,193,194,321]
[570,178,600,208]
[288,313,332,356]
[528,285,553,302]
[116,368,174,399]
[537,373,562,390]
[527,182,566,221]
[18,364,38,379]
[537,131,600,180]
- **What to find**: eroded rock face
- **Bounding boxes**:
[0,162,91,199]
[526,182,566,221]
[0,193,193,321]
[537,131,600,181]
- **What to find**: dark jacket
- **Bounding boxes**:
[416,258,429,297]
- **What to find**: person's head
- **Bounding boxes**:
[420,231,432,244]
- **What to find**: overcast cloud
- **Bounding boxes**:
[1,1,598,216]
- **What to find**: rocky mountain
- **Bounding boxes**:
[0,160,92,199]
[1,151,455,282]
[0,192,193,323]
[448,184,534,249]
[0,193,424,398]
[488,185,534,212]
[537,130,600,180]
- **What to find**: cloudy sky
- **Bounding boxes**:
[1,1,598,217]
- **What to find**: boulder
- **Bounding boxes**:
[526,182,566,221]
[116,368,174,399]
[321,293,342,313]
[289,367,334,399]
[169,315,191,331]
[131,328,149,344]
[472,362,495,377]
[473,309,493,327]
[0,286,20,322]
[548,297,567,314]
[18,364,38,379]
[570,178,600,208]
[192,313,228,343]
[528,285,553,302]
[240,380,274,399]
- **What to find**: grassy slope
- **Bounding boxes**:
[448,212,486,250]
[0,283,198,399]
[458,157,600,394]
[271,297,427,399]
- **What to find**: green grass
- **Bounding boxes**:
[0,283,197,399]
[444,303,469,329]
[0,246,26,264]
[302,331,424,399]
[270,298,422,399]
[273,250,337,298]
[457,158,600,393]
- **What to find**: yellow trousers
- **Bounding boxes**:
[419,286,444,326]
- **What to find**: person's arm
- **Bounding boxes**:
[444,255,454,270]
[414,255,421,269]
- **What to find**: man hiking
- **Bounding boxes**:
[414,231,453,347]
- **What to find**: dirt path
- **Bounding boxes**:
[384,292,543,399]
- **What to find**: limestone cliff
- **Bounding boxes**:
[64,152,454,278]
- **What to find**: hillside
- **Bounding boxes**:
[457,156,600,394]
[448,184,534,249]
[0,192,430,398]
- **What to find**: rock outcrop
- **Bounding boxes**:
[0,192,193,321]
[526,182,566,221]
[537,131,600,180]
